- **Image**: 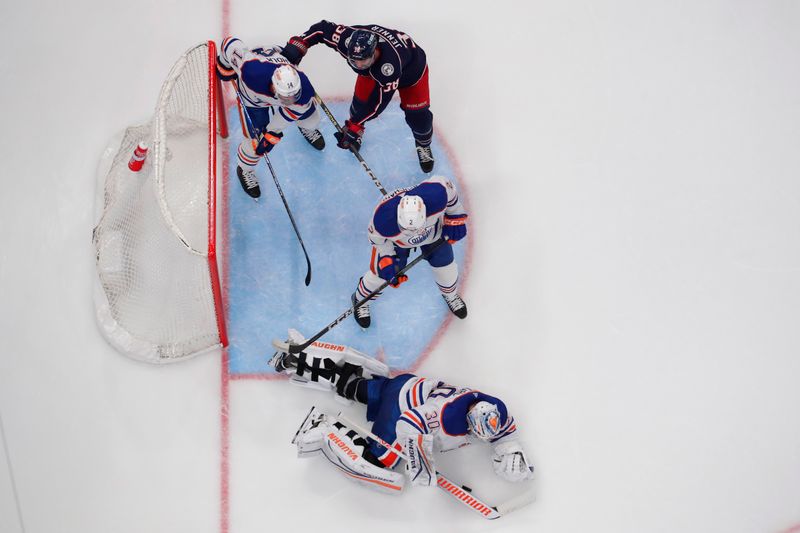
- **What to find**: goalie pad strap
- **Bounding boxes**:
[296,352,338,383]
[336,362,364,397]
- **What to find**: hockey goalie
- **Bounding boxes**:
[270,331,534,495]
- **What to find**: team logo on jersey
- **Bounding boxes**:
[406,227,433,245]
[381,63,395,77]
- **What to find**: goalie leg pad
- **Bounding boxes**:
[294,412,405,494]
[271,330,389,397]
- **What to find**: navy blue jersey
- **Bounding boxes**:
[289,21,428,124]
[294,21,427,88]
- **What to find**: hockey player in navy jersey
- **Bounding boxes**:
[268,331,534,494]
[350,175,468,328]
[217,36,325,198]
[280,21,436,173]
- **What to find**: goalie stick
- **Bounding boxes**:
[314,94,388,195]
[273,239,447,354]
[336,414,535,519]
[233,88,313,286]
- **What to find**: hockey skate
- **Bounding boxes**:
[352,292,371,329]
[236,166,261,198]
[268,349,298,374]
[415,142,435,173]
[291,406,327,453]
[442,292,468,319]
[299,127,325,150]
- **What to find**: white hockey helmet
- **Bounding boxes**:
[466,401,503,441]
[397,195,427,233]
[272,65,302,104]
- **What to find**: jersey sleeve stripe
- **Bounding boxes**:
[301,30,323,41]
[355,81,384,124]
[414,379,426,406]
[399,410,427,434]
[398,416,424,434]
[409,377,425,407]
[278,107,296,122]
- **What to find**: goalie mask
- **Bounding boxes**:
[397,195,427,234]
[466,401,503,441]
[272,65,302,105]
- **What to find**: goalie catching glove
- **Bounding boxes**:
[492,439,535,482]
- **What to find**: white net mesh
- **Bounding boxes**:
[93,42,226,363]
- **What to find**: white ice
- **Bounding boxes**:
[2,1,800,532]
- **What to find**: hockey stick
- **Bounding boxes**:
[314,94,388,195]
[234,88,312,286]
[336,414,535,520]
[274,239,447,354]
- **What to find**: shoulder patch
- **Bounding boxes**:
[381,63,395,77]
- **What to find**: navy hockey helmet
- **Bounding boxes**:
[347,30,378,68]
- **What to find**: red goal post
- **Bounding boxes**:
[92,41,230,363]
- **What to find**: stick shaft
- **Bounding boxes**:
[337,414,502,520]
[234,88,313,286]
[314,94,388,195]
[288,240,447,352]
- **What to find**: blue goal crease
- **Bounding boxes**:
[225,102,466,375]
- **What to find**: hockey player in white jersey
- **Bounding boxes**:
[216,36,325,198]
[351,175,468,328]
[269,331,534,494]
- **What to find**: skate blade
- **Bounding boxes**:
[291,406,318,445]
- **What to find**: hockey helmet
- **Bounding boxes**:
[397,195,427,234]
[347,30,378,69]
[466,401,503,441]
[272,65,302,104]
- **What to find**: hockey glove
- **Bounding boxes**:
[377,255,408,288]
[443,214,468,244]
[491,440,534,482]
[254,131,283,156]
[216,37,239,81]
[281,38,308,65]
[403,434,435,487]
[334,120,364,151]
[216,55,237,81]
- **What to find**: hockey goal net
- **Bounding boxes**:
[93,41,229,363]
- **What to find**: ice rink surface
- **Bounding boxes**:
[225,101,469,374]
[2,1,800,532]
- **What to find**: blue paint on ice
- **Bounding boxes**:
[224,100,466,375]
